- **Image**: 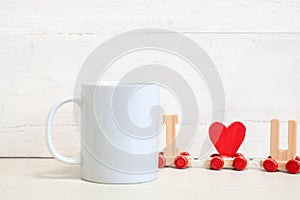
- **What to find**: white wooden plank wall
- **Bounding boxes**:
[0,0,300,158]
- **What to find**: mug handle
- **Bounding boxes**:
[46,97,81,165]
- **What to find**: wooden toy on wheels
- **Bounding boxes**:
[260,119,300,174]
[206,121,248,171]
[158,115,192,169]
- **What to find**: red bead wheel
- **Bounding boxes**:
[235,153,244,157]
[210,156,224,170]
[158,154,166,168]
[180,152,190,156]
[233,156,247,170]
[263,158,278,172]
[286,159,300,174]
[174,155,189,169]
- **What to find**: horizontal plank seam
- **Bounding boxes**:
[0,157,54,159]
[0,120,291,129]
[1,32,300,36]
[0,124,79,129]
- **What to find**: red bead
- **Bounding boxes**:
[180,152,190,156]
[295,156,300,161]
[233,156,247,170]
[210,156,224,170]
[263,158,278,172]
[235,153,244,157]
[158,154,166,168]
[286,159,300,174]
[174,155,189,169]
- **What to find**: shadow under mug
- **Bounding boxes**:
[46,83,160,183]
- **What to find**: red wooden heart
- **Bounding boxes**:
[209,122,246,157]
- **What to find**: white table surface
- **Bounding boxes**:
[1,158,300,200]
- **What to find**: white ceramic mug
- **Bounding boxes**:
[46,83,160,183]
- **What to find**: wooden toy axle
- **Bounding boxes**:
[260,159,297,171]
[206,156,248,170]
[162,154,192,168]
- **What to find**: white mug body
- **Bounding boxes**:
[46,83,160,184]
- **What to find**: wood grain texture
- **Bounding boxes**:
[1,0,300,157]
[1,0,300,33]
[270,119,297,161]
[163,115,178,157]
